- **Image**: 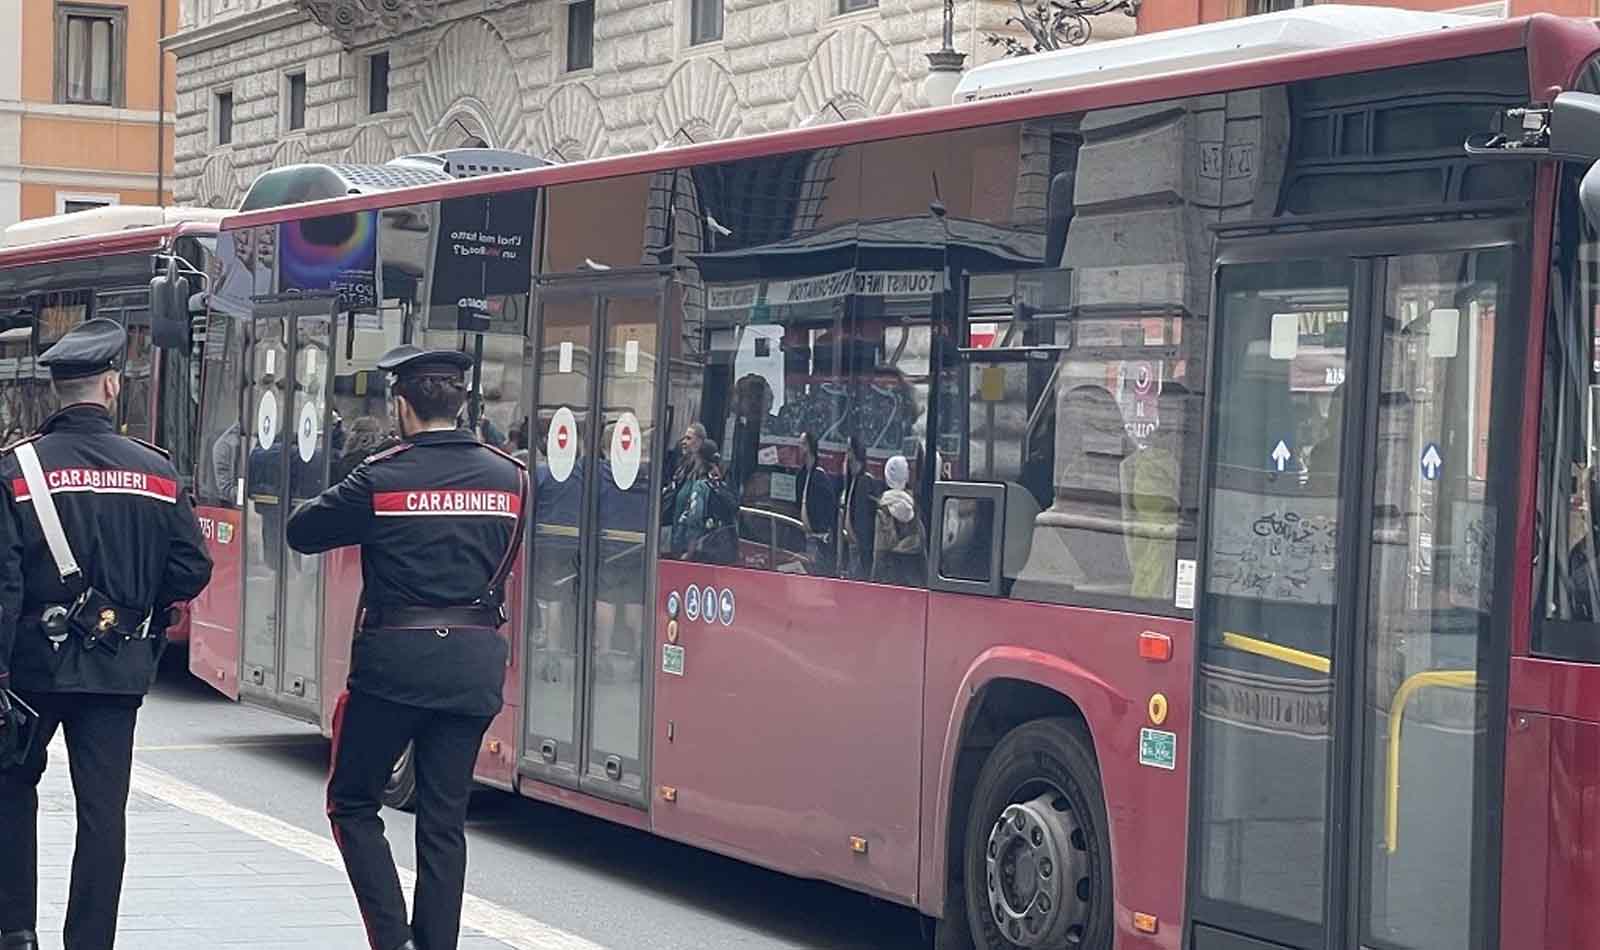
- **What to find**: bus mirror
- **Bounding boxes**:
[1552,92,1600,160]
[150,273,191,349]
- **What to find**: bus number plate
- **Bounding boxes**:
[662,644,686,677]
[1139,728,1176,771]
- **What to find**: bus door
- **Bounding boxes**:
[521,270,671,806]
[238,293,336,721]
[1187,222,1519,950]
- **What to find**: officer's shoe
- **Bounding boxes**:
[0,929,39,950]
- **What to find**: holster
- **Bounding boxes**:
[46,585,151,655]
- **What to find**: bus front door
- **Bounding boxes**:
[1187,224,1519,950]
[238,294,335,722]
[520,272,670,806]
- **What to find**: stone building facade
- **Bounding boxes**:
[165,0,1136,208]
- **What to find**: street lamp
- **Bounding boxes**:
[922,0,965,107]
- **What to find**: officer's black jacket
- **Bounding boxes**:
[0,404,213,695]
[287,428,523,716]
[286,428,524,609]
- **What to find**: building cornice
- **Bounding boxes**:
[162,3,309,57]
[0,100,174,125]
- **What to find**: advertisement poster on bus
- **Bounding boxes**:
[429,190,536,332]
[278,211,377,309]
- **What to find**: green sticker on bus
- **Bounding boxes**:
[662,644,685,677]
[1139,728,1176,770]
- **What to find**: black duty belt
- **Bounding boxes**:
[363,605,501,630]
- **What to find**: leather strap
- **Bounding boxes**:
[14,442,81,586]
[483,464,528,603]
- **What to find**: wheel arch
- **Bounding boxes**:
[923,647,1120,921]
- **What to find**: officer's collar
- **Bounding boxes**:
[40,403,115,434]
[406,428,479,446]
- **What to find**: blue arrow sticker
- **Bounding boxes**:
[666,591,680,619]
[719,588,735,626]
[1420,442,1442,481]
[684,585,700,622]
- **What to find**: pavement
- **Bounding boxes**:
[29,738,590,950]
[17,671,931,950]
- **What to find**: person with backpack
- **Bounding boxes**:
[872,455,925,586]
[670,439,736,563]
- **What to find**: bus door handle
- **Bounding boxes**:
[539,739,557,763]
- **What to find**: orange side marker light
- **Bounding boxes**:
[1133,912,1158,934]
[1138,631,1172,662]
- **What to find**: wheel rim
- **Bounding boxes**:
[984,786,1093,948]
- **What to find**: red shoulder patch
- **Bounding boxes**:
[363,442,414,465]
[483,442,528,470]
[128,436,171,459]
[0,433,41,456]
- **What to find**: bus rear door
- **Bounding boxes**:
[520,270,672,807]
[238,293,337,722]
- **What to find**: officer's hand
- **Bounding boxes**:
[0,687,22,769]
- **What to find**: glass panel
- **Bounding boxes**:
[198,312,244,506]
[1194,258,1352,928]
[288,74,306,131]
[241,314,288,690]
[120,318,153,441]
[281,310,332,704]
[586,288,661,790]
[1538,165,1600,662]
[367,52,389,115]
[940,496,994,583]
[66,16,89,101]
[690,0,721,44]
[89,17,111,104]
[525,288,593,775]
[567,1,594,71]
[1357,250,1508,950]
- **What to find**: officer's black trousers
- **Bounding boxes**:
[327,689,492,950]
[0,691,138,950]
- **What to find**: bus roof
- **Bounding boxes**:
[953,4,1483,102]
[216,11,1588,232]
[0,207,226,270]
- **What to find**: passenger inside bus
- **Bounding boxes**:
[872,454,925,586]
[796,431,838,575]
[839,435,883,580]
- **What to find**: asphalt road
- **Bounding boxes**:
[130,661,932,950]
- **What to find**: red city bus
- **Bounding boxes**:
[187,8,1600,950]
[0,205,227,643]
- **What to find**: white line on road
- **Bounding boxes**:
[126,757,608,950]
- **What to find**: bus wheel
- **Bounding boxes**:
[963,718,1111,949]
[383,742,418,811]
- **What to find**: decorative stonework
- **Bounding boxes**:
[270,136,311,168]
[535,84,610,162]
[650,57,743,148]
[196,152,241,208]
[344,122,397,164]
[172,0,1125,206]
[298,0,440,47]
[793,26,902,127]
[408,17,528,152]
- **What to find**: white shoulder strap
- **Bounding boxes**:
[13,441,81,583]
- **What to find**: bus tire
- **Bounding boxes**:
[383,741,418,811]
[962,718,1112,950]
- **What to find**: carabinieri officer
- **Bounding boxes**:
[286,345,525,950]
[0,318,213,950]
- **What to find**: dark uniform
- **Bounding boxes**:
[0,319,213,950]
[286,346,524,950]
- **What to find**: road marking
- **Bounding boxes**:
[123,754,607,950]
[134,737,326,752]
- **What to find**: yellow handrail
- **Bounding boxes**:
[1385,669,1477,854]
[1221,631,1331,674]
